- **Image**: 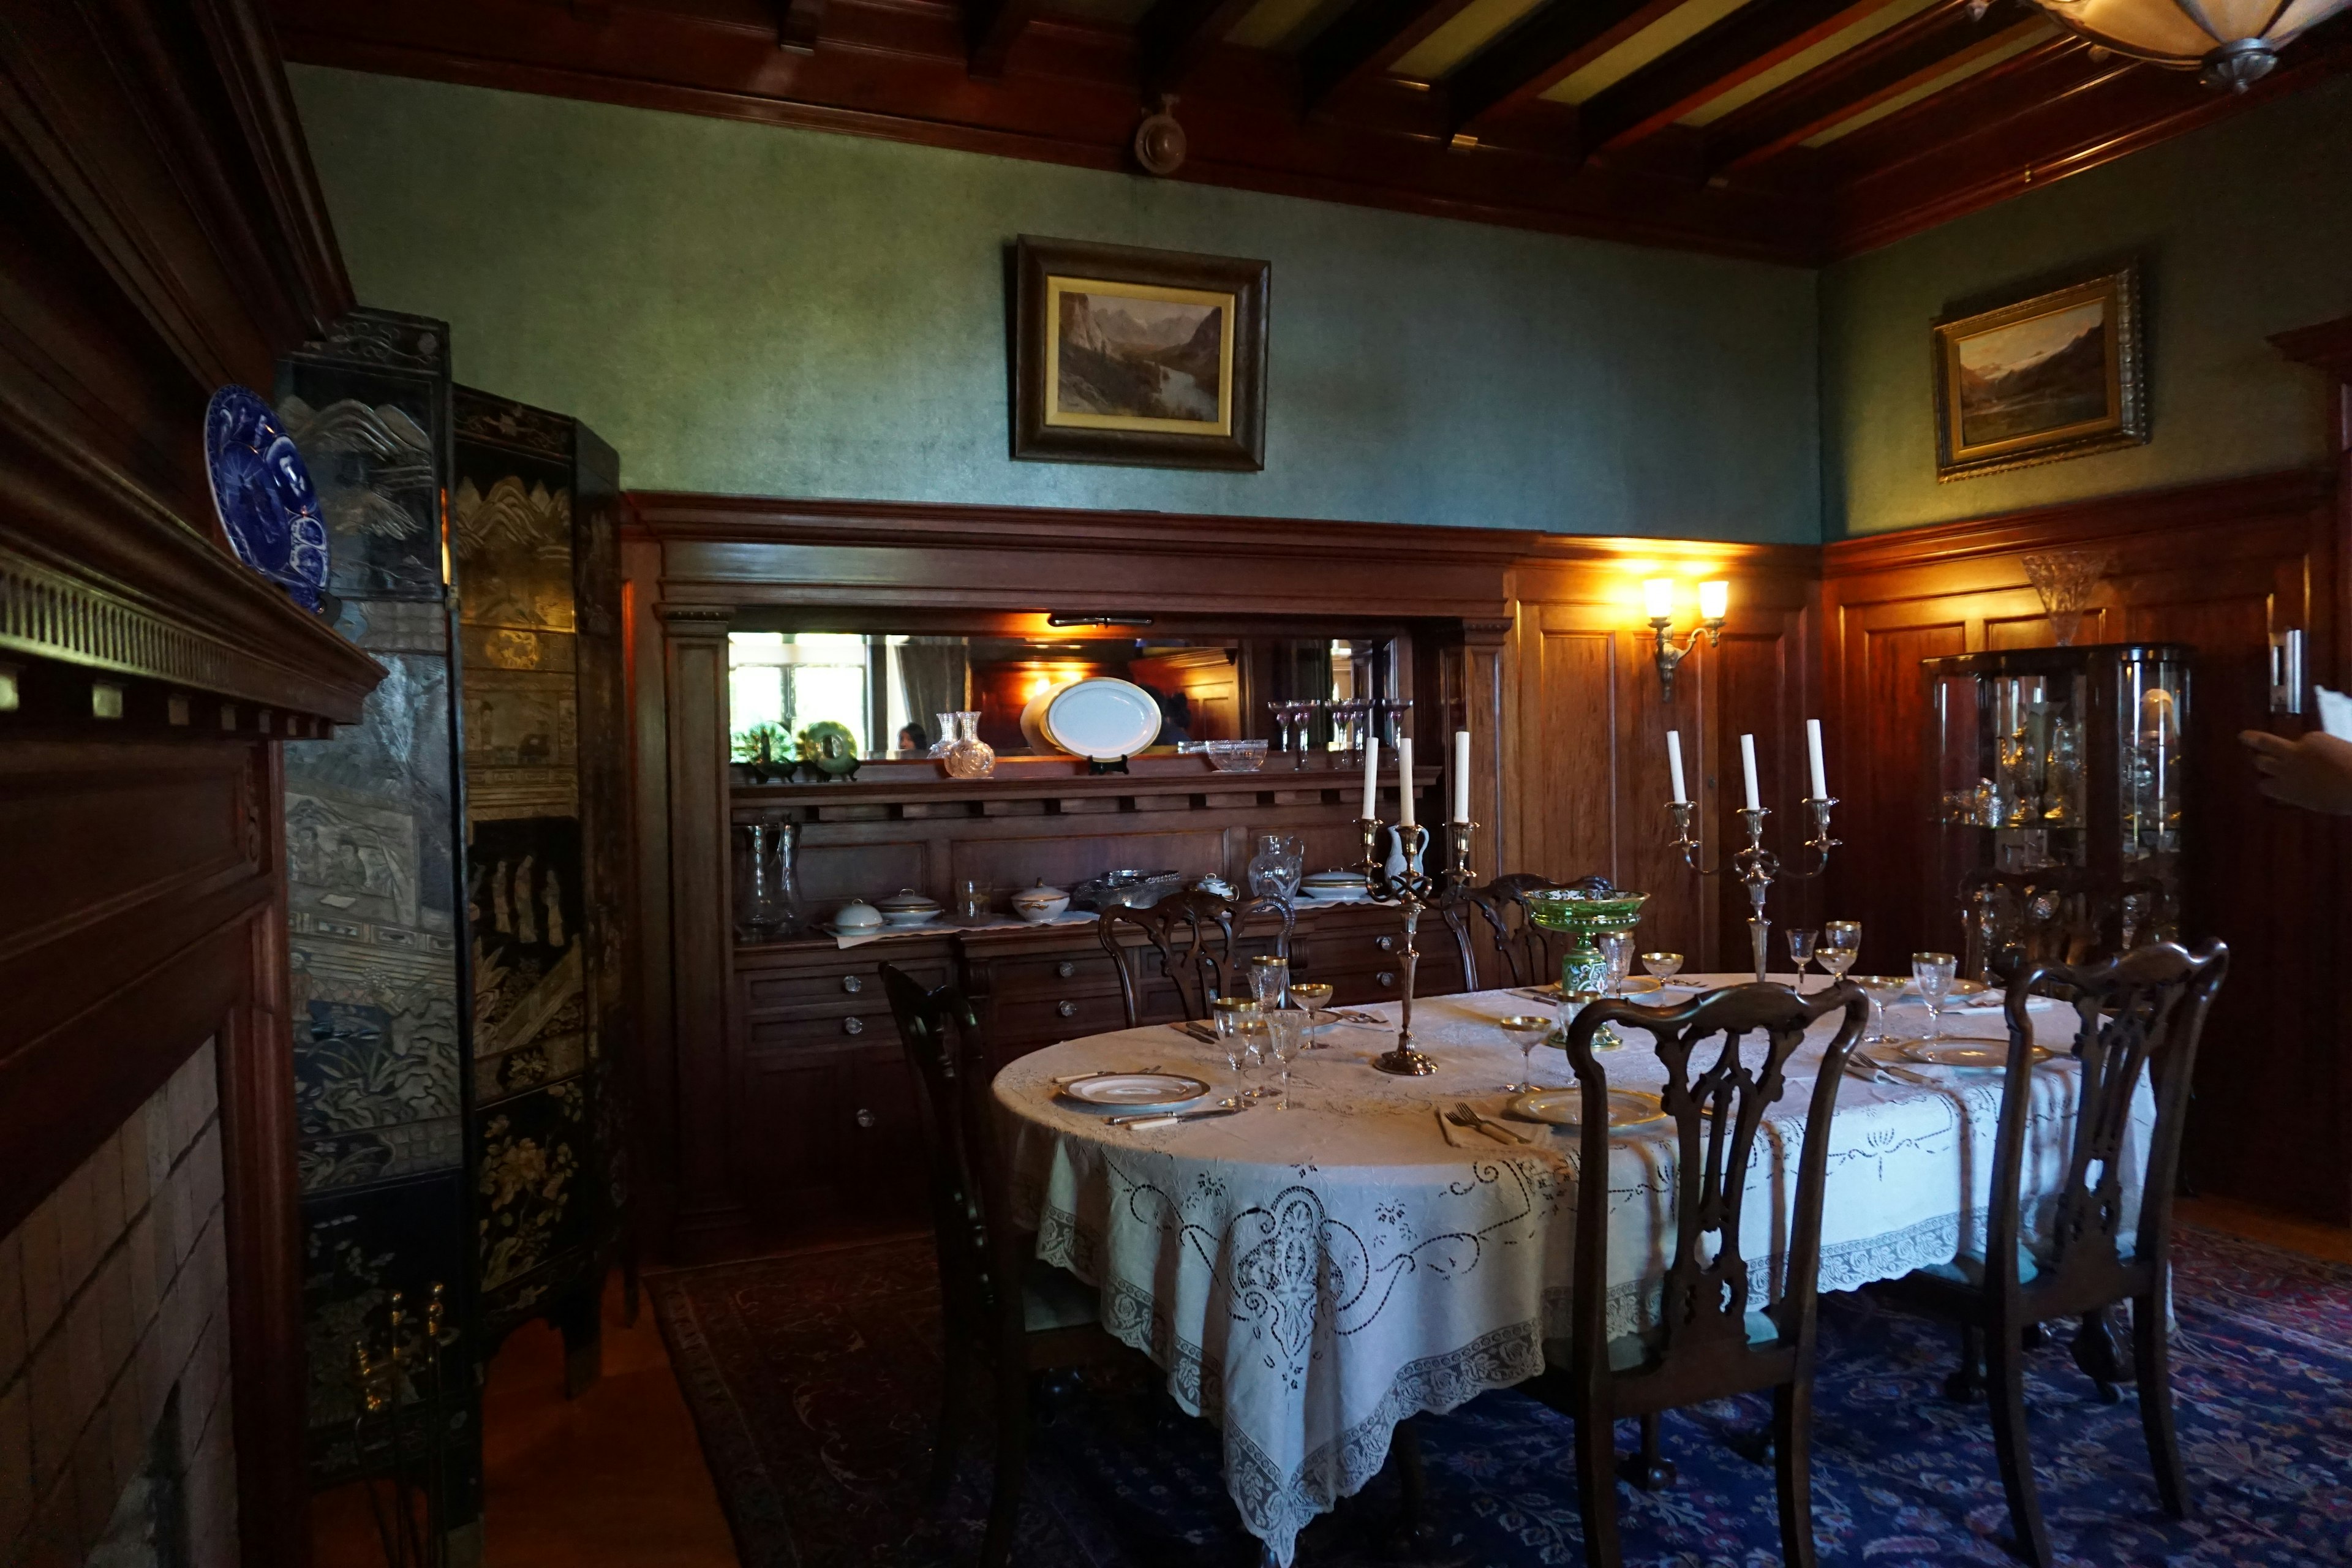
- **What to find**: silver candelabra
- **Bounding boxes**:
[1667,797,1839,982]
[1356,816,1477,1076]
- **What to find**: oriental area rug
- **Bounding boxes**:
[648,1228,2352,1567]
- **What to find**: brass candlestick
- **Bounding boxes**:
[1357,815,1477,1076]
[1667,796,1839,982]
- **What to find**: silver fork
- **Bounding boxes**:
[1450,1102,1533,1145]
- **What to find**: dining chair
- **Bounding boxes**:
[1890,938,2228,1568]
[878,962,1129,1568]
[1534,980,1868,1568]
[1099,888,1239,1026]
[1438,872,1561,989]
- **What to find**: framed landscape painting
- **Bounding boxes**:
[1013,236,1268,471]
[1931,262,2147,481]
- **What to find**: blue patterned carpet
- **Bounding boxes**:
[650,1226,2352,1567]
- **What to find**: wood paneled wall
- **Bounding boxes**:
[1503,541,1820,976]
[1822,468,2348,1222]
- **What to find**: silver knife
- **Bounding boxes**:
[1109,1102,1247,1129]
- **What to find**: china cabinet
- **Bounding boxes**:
[1923,643,2190,981]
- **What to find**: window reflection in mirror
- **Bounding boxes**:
[725,631,1398,761]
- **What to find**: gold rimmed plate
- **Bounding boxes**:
[1895,1039,2053,1071]
[1507,1088,1668,1129]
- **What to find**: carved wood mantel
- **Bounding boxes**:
[0,2,379,1564]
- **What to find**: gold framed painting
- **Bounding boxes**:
[1013,236,1268,471]
[1931,262,2147,482]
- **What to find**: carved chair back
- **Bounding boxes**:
[1989,939,2228,1310]
[1099,889,1239,1025]
[1561,981,1868,1403]
[1235,892,1298,962]
[879,962,1021,1359]
[1441,873,1616,989]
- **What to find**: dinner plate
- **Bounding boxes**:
[204,385,330,612]
[1507,1088,1668,1129]
[1896,1039,2054,1070]
[1021,678,1164,761]
[1057,1072,1210,1108]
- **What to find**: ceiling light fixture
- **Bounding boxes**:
[2021,0,2348,89]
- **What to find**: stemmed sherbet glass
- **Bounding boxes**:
[1911,952,1959,1044]
[1265,1009,1306,1109]
[1786,928,1819,992]
[1641,951,1683,984]
[1498,1014,1551,1093]
[1853,975,1909,1045]
[1819,921,1860,986]
[1289,982,1333,1046]
[1597,930,1635,998]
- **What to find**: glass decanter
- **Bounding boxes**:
[927,711,957,760]
[941,710,995,779]
[736,816,803,939]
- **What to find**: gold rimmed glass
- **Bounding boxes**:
[1852,974,1909,1046]
[1247,954,1289,1011]
[1289,982,1334,1046]
[1640,951,1683,982]
[1498,1014,1551,1092]
[1910,952,1959,1043]
[1820,921,1861,987]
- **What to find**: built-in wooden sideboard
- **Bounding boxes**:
[731,899,1468,1247]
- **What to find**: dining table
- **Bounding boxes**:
[992,976,2143,1567]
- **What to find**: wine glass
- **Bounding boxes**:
[1236,1016,1271,1098]
[1786,928,1819,992]
[1289,982,1333,1046]
[1498,1014,1551,1093]
[1248,954,1290,1012]
[1265,1009,1306,1109]
[1640,951,1684,985]
[1819,921,1860,986]
[1596,930,1635,999]
[1853,975,1909,1046]
[1911,952,1959,1044]
[1212,996,1263,1095]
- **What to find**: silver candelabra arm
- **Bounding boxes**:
[1355,815,1463,1077]
[1662,796,1841,984]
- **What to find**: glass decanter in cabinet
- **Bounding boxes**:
[1923,643,2188,981]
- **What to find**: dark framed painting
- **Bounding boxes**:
[1012,236,1268,472]
[1931,262,2147,482]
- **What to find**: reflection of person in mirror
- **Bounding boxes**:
[2241,728,2352,814]
[897,722,927,755]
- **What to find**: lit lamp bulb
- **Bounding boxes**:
[1698,580,1730,623]
[1642,578,1677,622]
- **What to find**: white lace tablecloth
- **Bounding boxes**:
[993,979,2139,1566]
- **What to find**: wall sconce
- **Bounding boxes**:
[1644,578,1728,701]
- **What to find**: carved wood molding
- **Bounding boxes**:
[1821,467,2337,581]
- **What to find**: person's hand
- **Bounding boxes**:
[2241,728,2352,814]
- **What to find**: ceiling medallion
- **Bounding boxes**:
[2023,0,2349,88]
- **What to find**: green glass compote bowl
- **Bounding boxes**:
[1525,886,1649,1050]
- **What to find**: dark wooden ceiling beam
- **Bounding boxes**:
[1574,0,1912,157]
[1702,0,2027,175]
[965,0,1041,74]
[1445,0,1689,131]
[1298,0,1485,111]
[1137,0,1264,92]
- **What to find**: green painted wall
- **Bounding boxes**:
[1822,72,2352,538]
[289,66,1821,542]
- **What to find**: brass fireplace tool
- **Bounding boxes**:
[1355,815,1477,1075]
[349,1283,461,1568]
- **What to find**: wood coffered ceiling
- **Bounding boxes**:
[270,0,2349,262]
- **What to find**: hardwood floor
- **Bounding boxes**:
[2179,1194,2352,1265]
[314,1270,740,1566]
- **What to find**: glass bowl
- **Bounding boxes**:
[1202,739,1270,773]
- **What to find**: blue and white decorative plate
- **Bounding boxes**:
[203,385,328,612]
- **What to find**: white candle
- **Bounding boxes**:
[1361,734,1381,821]
[1396,736,1415,829]
[1740,733,1761,811]
[1452,730,1471,823]
[1806,718,1828,799]
[1667,730,1687,804]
